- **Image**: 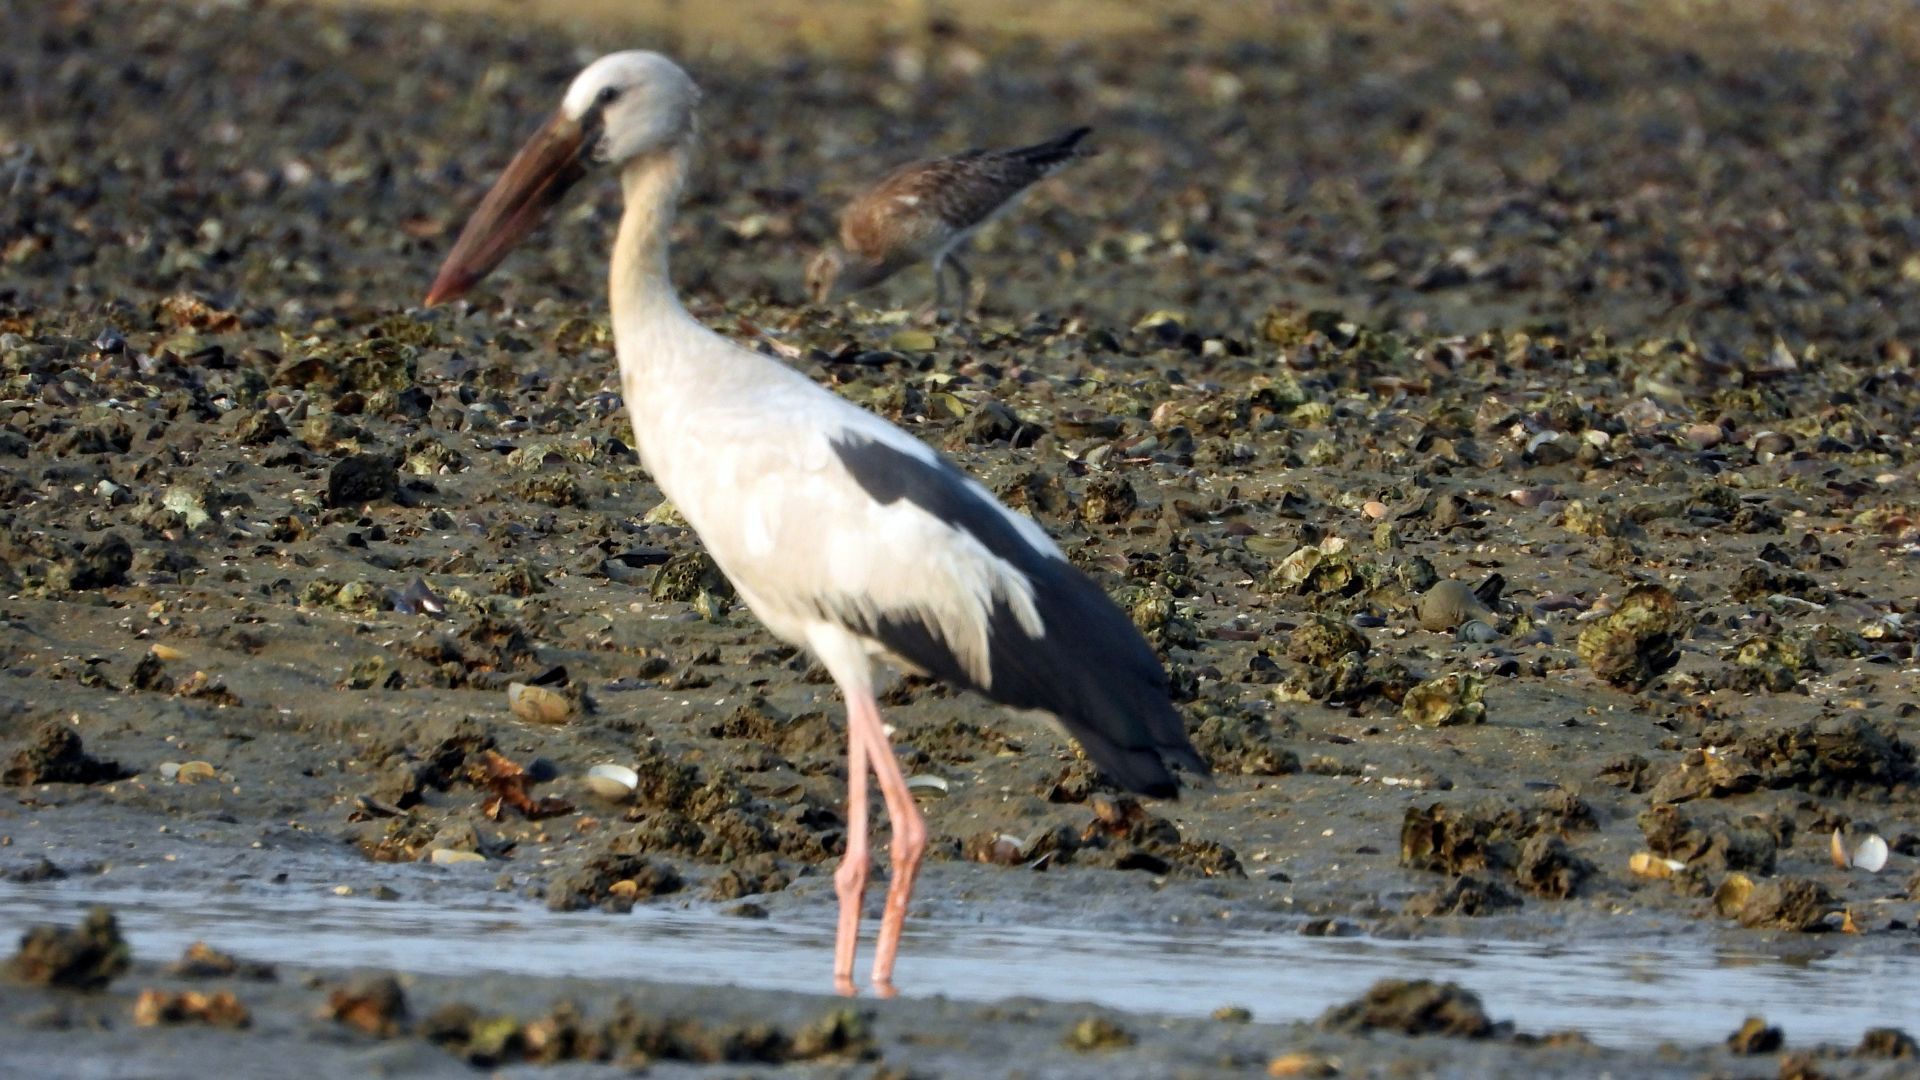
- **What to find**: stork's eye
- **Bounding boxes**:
[596,86,621,108]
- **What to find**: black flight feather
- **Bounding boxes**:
[1009,126,1093,172]
[830,435,1208,798]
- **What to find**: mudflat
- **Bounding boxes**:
[2,0,1917,1075]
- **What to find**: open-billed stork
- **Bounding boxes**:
[424,52,1207,993]
[805,127,1094,319]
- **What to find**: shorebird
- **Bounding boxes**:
[425,54,1205,994]
[805,127,1093,319]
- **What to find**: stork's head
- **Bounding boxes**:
[562,52,700,165]
[425,51,700,306]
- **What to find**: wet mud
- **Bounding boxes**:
[4,0,1920,1073]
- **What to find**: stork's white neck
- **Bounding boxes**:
[607,144,714,480]
[610,146,692,339]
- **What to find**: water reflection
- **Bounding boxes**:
[1,882,1911,1048]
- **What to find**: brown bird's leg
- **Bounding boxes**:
[844,689,926,991]
[832,713,872,996]
[917,256,950,326]
[946,254,974,321]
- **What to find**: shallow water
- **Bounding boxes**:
[2,881,1912,1048]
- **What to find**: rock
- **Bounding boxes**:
[1513,834,1592,899]
[1727,632,1818,693]
[1856,1028,1918,1059]
[166,941,275,980]
[3,857,68,883]
[3,724,132,786]
[1402,672,1486,727]
[958,398,1027,445]
[1063,1015,1135,1051]
[133,989,251,1028]
[1190,710,1301,777]
[705,853,792,901]
[649,550,735,615]
[7,908,131,989]
[231,408,289,446]
[1079,474,1138,526]
[1637,805,1782,874]
[52,533,132,591]
[1403,874,1524,916]
[545,848,683,912]
[1401,802,1502,876]
[1725,1016,1782,1054]
[325,452,398,508]
[790,1008,873,1060]
[1647,716,1916,803]
[1318,978,1496,1038]
[1728,878,1837,931]
[1286,616,1367,664]
[327,975,409,1038]
[1576,584,1687,690]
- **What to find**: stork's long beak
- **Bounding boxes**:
[424,112,592,306]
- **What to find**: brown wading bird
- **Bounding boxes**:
[424,54,1205,994]
[805,127,1094,318]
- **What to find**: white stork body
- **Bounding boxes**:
[613,222,1040,673]
[426,52,1207,993]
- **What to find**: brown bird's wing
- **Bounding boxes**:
[921,126,1093,231]
[838,128,1094,261]
[837,160,954,265]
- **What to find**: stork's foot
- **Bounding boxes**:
[832,854,869,989]
[832,717,872,992]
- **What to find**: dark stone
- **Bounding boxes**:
[326,452,398,508]
[56,533,132,591]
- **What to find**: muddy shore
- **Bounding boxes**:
[4,0,1920,1074]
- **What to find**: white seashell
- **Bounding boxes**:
[430,848,486,866]
[1852,834,1889,874]
[1629,851,1685,878]
[585,764,639,801]
[905,774,950,796]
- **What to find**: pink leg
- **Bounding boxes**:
[832,718,871,996]
[846,690,927,990]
